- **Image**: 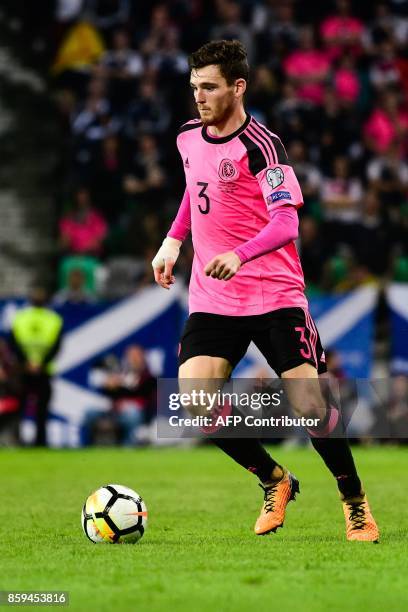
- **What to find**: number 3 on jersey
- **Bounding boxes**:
[197,181,210,215]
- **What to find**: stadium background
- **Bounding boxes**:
[0,0,407,445]
[0,3,407,612]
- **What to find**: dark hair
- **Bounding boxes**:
[189,40,249,85]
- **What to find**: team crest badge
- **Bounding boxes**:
[218,158,239,181]
[266,167,284,188]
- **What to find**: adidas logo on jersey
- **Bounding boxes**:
[184,157,190,168]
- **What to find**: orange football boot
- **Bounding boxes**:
[342,494,379,542]
[254,469,300,535]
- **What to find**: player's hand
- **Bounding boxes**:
[152,237,181,289]
[204,251,242,281]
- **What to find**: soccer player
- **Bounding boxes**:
[152,40,379,542]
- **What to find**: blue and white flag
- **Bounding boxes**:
[51,285,184,444]
[387,283,408,375]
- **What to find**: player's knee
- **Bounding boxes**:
[290,393,326,420]
[178,356,231,417]
[179,356,232,379]
[177,383,216,417]
[183,399,211,418]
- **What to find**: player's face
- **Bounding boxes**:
[190,65,238,126]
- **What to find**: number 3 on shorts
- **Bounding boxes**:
[294,326,312,359]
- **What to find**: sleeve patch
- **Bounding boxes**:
[266,167,284,188]
[267,191,292,204]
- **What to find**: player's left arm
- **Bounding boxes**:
[204,206,299,280]
[205,152,303,281]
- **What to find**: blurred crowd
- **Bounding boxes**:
[16,0,406,298]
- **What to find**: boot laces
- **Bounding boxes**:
[259,482,279,513]
[346,500,366,530]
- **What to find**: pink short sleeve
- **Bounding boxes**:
[255,164,304,211]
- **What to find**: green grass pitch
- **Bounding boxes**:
[0,446,407,611]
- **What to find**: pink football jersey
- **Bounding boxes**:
[172,113,308,316]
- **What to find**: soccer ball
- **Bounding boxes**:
[81,484,147,543]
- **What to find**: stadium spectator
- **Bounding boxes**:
[246,65,277,124]
[355,189,390,276]
[55,0,84,24]
[252,0,299,62]
[89,134,126,223]
[140,3,180,58]
[99,28,143,77]
[119,209,162,259]
[52,20,105,91]
[320,0,365,61]
[211,1,254,62]
[373,376,408,441]
[71,74,119,143]
[53,267,97,305]
[365,1,408,52]
[58,255,102,297]
[59,187,108,256]
[283,25,331,105]
[10,288,63,447]
[287,140,322,211]
[320,156,363,254]
[0,338,22,446]
[366,143,408,208]
[321,253,377,294]
[298,216,325,295]
[85,0,131,40]
[83,344,155,446]
[333,54,361,104]
[98,28,144,109]
[53,1,86,54]
[274,81,314,145]
[147,29,189,85]
[134,247,161,289]
[123,133,167,206]
[325,349,346,380]
[363,88,408,156]
[369,37,402,91]
[70,74,121,180]
[317,88,361,167]
[124,78,170,139]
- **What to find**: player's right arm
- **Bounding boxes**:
[152,187,191,289]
